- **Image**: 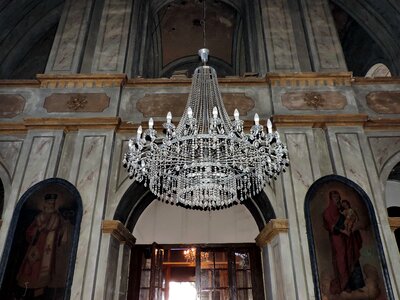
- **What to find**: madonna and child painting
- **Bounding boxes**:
[306,176,393,300]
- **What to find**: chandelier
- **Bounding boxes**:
[123,49,289,210]
[183,248,209,263]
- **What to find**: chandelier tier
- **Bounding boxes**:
[123,49,289,210]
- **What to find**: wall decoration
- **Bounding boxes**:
[305,175,394,300]
[366,91,400,114]
[136,93,255,117]
[0,178,82,300]
[43,93,110,113]
[281,91,347,110]
[0,94,26,118]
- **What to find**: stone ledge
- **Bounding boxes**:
[102,220,136,247]
[255,219,289,247]
[388,217,400,231]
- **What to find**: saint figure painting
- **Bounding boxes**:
[0,178,82,300]
[305,175,393,300]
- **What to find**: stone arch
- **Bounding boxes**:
[365,63,392,78]
[0,162,11,220]
[0,0,64,78]
[128,0,253,78]
[304,175,394,299]
[0,178,82,299]
[330,0,400,75]
[114,181,276,232]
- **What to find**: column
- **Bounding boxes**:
[90,0,132,73]
[46,0,95,73]
[95,220,136,300]
[299,0,347,72]
[255,219,296,300]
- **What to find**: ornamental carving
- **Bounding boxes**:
[44,93,110,113]
[67,95,88,111]
[304,92,325,109]
[281,91,347,110]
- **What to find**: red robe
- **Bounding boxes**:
[323,198,362,294]
[17,211,62,289]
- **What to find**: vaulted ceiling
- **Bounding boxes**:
[0,0,399,79]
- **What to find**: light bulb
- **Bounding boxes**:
[254,113,260,125]
[188,107,193,119]
[234,109,240,121]
[213,107,218,119]
[148,118,154,129]
[137,125,143,139]
[267,119,273,133]
[167,112,172,123]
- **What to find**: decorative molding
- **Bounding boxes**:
[136,93,255,117]
[388,217,400,232]
[282,91,347,110]
[267,72,353,87]
[44,93,110,113]
[36,74,127,88]
[273,114,368,128]
[102,220,136,247]
[353,77,400,85]
[126,76,267,87]
[255,219,289,247]
[366,92,400,114]
[0,94,26,118]
[0,79,39,87]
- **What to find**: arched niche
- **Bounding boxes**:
[0,178,82,300]
[305,175,394,300]
[365,63,392,78]
[114,182,276,233]
[128,0,255,78]
[0,179,3,219]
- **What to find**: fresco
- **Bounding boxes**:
[306,176,393,300]
[0,179,81,300]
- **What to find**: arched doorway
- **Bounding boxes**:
[114,182,276,300]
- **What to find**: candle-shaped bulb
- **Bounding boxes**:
[234,109,240,121]
[148,118,154,129]
[187,107,193,119]
[213,107,218,119]
[137,125,143,139]
[267,119,273,133]
[254,113,260,125]
[167,112,172,123]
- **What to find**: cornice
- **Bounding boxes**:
[102,220,136,247]
[0,117,120,133]
[388,217,400,232]
[2,115,400,134]
[36,74,127,89]
[273,114,369,128]
[353,77,400,85]
[255,219,289,247]
[1,73,400,89]
[267,72,353,87]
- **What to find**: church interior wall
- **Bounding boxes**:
[0,0,400,299]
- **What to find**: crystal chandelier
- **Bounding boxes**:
[123,49,289,210]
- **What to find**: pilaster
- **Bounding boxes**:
[299,0,347,72]
[256,219,296,300]
[94,220,135,300]
[46,0,95,73]
[259,0,301,72]
[91,0,132,73]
